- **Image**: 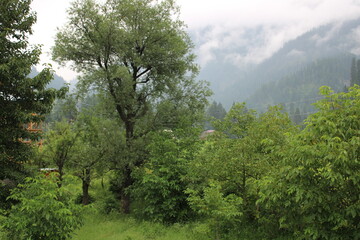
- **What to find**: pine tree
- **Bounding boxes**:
[293,107,302,125]
[0,0,66,206]
[356,59,360,85]
[350,57,357,86]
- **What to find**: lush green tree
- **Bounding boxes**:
[2,174,83,240]
[259,86,360,239]
[45,93,78,123]
[71,107,124,205]
[187,104,296,238]
[0,0,66,208]
[41,121,78,187]
[52,0,209,212]
[207,101,227,121]
[131,129,201,223]
[205,101,227,129]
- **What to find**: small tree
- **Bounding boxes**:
[3,174,83,240]
[131,129,200,223]
[71,108,124,205]
[42,121,78,187]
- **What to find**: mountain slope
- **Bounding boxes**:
[30,67,67,89]
[197,18,360,109]
[246,54,352,113]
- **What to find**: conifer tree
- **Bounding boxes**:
[0,0,66,206]
[350,57,357,86]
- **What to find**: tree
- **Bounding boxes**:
[207,101,227,120]
[259,86,360,239]
[357,59,360,86]
[3,174,83,240]
[131,128,201,223]
[0,0,66,207]
[42,121,78,187]
[186,104,296,238]
[52,0,209,213]
[71,106,124,205]
[350,57,357,87]
[45,93,78,123]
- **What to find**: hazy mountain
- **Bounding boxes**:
[196,18,360,109]
[246,54,352,113]
[30,67,67,90]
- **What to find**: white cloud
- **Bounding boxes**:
[350,26,360,55]
[28,0,360,79]
[180,0,360,68]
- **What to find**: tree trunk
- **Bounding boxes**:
[120,165,133,214]
[81,168,91,205]
[117,120,135,213]
[57,164,64,188]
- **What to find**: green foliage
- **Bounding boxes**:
[73,212,209,240]
[247,54,352,115]
[3,174,83,240]
[52,0,210,212]
[41,121,78,186]
[0,0,67,209]
[187,103,296,239]
[186,180,243,239]
[205,101,227,129]
[258,86,360,239]
[71,103,124,205]
[131,129,200,223]
[45,93,78,123]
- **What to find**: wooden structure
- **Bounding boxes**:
[20,114,44,146]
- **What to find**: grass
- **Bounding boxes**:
[72,176,209,240]
[72,211,209,240]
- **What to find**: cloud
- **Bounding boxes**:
[178,0,360,68]
[350,26,360,55]
[287,49,305,57]
[28,0,360,79]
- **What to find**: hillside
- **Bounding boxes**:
[246,54,352,114]
[29,67,67,90]
[197,18,360,109]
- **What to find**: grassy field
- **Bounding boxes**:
[72,211,209,240]
[72,177,210,240]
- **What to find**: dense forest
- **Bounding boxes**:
[1,0,360,240]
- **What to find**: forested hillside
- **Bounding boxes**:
[246,54,352,115]
[29,67,67,89]
[199,18,360,108]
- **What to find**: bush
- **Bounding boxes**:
[131,130,199,223]
[3,173,83,240]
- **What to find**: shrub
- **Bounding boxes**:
[3,173,83,240]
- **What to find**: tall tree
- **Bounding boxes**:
[52,0,209,212]
[357,59,360,86]
[350,57,357,86]
[0,0,66,206]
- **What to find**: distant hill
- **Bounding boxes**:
[196,18,360,109]
[246,54,352,113]
[30,67,67,90]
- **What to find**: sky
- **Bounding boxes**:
[29,0,360,82]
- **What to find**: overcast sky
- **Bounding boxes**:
[29,0,360,81]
